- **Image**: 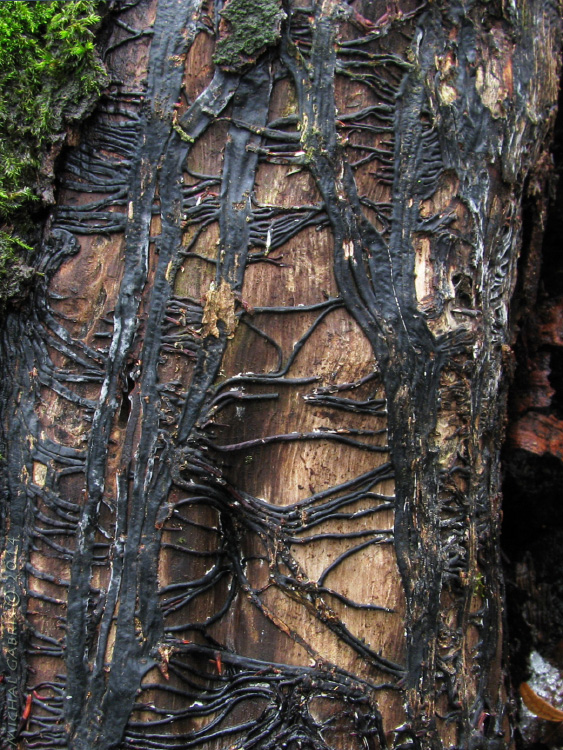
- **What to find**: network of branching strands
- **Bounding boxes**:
[0,0,559,749]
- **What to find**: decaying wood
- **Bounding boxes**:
[0,1,561,749]
[520,682,563,724]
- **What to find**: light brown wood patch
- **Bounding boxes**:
[520,682,563,722]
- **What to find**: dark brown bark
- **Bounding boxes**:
[0,1,561,749]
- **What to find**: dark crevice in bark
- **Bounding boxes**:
[502,49,563,750]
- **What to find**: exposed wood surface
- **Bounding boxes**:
[0,1,561,749]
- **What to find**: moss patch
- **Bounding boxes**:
[0,231,35,309]
[213,0,285,72]
[0,1,108,308]
[0,1,108,202]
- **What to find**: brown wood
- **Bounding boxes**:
[1,1,561,749]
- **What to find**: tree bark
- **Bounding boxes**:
[0,1,560,749]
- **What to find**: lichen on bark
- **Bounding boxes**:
[213,0,285,71]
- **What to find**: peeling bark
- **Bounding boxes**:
[0,1,561,749]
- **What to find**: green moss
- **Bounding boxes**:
[0,231,35,308]
[0,1,108,307]
[0,1,108,200]
[213,0,285,72]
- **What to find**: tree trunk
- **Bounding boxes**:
[1,1,560,749]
